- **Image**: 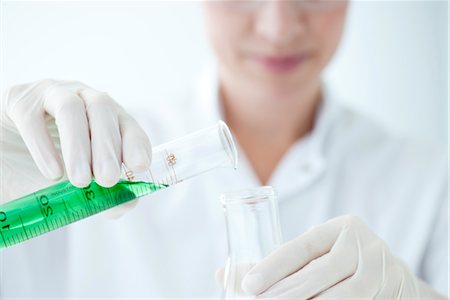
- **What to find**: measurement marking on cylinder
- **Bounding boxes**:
[0,231,6,246]
[18,216,30,240]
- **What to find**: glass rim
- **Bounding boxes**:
[218,120,238,170]
[220,186,276,205]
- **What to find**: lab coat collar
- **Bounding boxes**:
[194,66,341,200]
[267,85,340,199]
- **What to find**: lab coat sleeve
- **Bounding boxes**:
[419,163,449,297]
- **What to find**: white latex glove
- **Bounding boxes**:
[1,79,152,218]
[238,215,446,299]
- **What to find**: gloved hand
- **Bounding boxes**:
[1,79,152,218]
[236,215,445,299]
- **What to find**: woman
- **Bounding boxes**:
[1,1,447,298]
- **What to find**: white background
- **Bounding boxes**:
[1,0,448,145]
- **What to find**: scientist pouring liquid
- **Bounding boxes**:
[0,0,447,298]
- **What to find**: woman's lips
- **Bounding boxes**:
[253,54,308,73]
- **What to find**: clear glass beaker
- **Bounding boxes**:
[220,186,283,299]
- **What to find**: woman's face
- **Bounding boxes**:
[203,0,348,98]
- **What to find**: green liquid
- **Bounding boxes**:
[0,180,168,249]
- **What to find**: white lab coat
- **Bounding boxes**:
[0,72,448,299]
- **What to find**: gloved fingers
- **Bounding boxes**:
[79,88,122,188]
[291,216,389,299]
[44,87,92,187]
[313,276,357,299]
[101,109,148,218]
[347,244,403,298]
[256,229,358,299]
[5,81,65,181]
[8,112,64,181]
[101,199,139,219]
[316,256,420,299]
[119,110,152,173]
[242,217,345,295]
[313,260,381,299]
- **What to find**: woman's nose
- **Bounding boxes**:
[254,1,306,48]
